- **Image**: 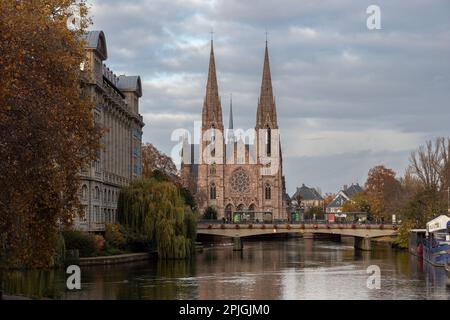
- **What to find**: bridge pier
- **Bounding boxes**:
[233,237,243,251]
[354,237,372,251]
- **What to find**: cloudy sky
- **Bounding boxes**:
[88,0,450,195]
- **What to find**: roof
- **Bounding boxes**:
[326,184,364,209]
[327,193,348,208]
[117,75,143,98]
[343,184,363,198]
[292,184,323,201]
[82,31,108,60]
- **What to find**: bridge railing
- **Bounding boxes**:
[198,219,396,226]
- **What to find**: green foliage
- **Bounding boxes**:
[52,233,66,268]
[62,230,96,257]
[304,207,325,220]
[202,207,218,220]
[151,169,172,183]
[395,187,444,247]
[394,220,413,249]
[117,178,197,259]
[180,187,197,211]
[342,192,371,213]
[400,188,443,227]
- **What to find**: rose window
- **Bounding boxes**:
[230,169,250,193]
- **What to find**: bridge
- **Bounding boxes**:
[197,222,398,251]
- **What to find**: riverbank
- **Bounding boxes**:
[78,252,155,266]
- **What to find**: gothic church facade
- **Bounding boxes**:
[182,40,290,222]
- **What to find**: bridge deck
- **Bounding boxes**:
[197,223,398,239]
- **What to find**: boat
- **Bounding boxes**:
[423,215,450,267]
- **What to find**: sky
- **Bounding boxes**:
[88,0,450,195]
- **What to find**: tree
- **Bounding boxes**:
[365,165,402,221]
[0,1,100,268]
[142,143,179,183]
[202,207,218,220]
[117,178,197,259]
[291,193,303,211]
[341,192,371,214]
[409,138,444,191]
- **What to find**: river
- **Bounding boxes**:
[3,237,450,300]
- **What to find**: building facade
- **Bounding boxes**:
[326,184,364,214]
[291,184,324,211]
[182,40,289,222]
[75,31,144,232]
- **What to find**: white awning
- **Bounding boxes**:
[426,215,450,233]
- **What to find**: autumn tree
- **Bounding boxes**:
[0,1,100,269]
[142,143,179,181]
[365,165,402,221]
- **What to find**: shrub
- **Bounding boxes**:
[62,230,96,257]
[203,207,218,220]
[124,231,151,253]
[105,224,126,249]
[94,235,105,252]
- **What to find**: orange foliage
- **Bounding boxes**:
[0,1,100,268]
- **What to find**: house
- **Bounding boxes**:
[326,184,364,214]
[291,184,324,211]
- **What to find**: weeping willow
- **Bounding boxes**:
[117,179,197,259]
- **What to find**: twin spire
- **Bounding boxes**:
[202,39,223,130]
[202,38,278,132]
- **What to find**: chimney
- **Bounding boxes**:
[343,185,348,191]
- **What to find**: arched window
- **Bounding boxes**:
[81,185,88,200]
[104,189,107,202]
[210,183,217,200]
[265,184,272,200]
[108,190,111,202]
[94,186,100,200]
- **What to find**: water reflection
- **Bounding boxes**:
[3,238,450,300]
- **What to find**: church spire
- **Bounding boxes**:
[202,38,223,131]
[256,41,278,129]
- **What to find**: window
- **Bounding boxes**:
[94,187,100,200]
[108,190,111,202]
[266,126,272,157]
[81,185,88,200]
[210,183,217,200]
[265,184,272,200]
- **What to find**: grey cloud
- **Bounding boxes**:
[89,0,450,194]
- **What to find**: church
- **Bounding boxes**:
[182,39,290,222]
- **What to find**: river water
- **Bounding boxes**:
[3,237,450,300]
